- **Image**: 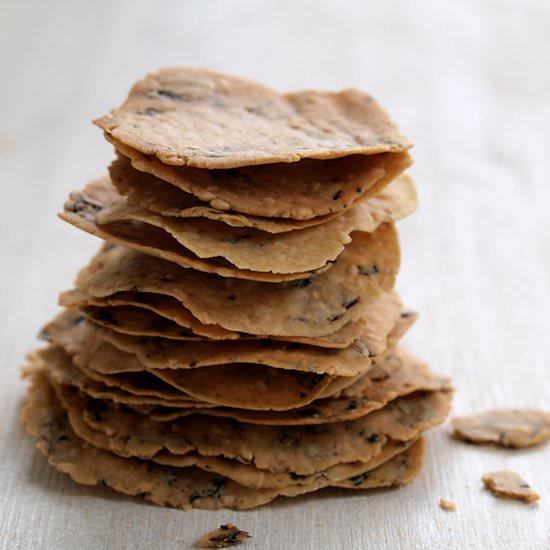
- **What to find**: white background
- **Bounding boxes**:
[1,1,550,548]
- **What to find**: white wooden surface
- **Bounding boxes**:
[1,1,550,548]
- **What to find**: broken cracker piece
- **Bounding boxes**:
[452,409,550,448]
[482,470,539,503]
[197,523,250,548]
[439,498,456,511]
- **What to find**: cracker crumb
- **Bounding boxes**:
[197,523,251,548]
[482,470,540,503]
[439,498,456,511]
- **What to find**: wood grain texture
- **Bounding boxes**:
[1,0,549,548]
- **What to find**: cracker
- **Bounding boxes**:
[93,324,373,377]
[80,343,339,411]
[482,470,540,503]
[50,370,421,488]
[53,372,416,489]
[60,179,327,282]
[149,351,451,426]
[23,373,425,509]
[94,67,411,169]
[110,154,417,232]
[73,226,400,337]
[40,325,356,412]
[75,381,451,474]
[84,293,402,357]
[333,437,424,490]
[63,290,403,350]
[60,290,240,340]
[154,440,416,491]
[110,138,412,219]
[31,345,207,409]
[197,524,250,548]
[452,409,550,448]
[99,178,411,274]
[44,309,374,377]
[70,178,353,275]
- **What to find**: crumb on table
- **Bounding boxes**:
[439,498,456,511]
[197,523,251,548]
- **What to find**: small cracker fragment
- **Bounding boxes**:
[452,409,550,448]
[197,524,250,548]
[439,498,456,511]
[482,470,540,503]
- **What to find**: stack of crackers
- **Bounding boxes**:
[22,68,452,510]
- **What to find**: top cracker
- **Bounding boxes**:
[95,68,412,169]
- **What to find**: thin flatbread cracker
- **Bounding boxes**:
[148,351,451,425]
[66,178,356,274]
[75,381,451,474]
[28,346,209,409]
[41,322,358,411]
[60,290,240,341]
[43,310,374,377]
[110,154,417,232]
[60,180,328,282]
[93,324,373,377]
[109,137,412,219]
[51,371,416,489]
[72,226,400,338]
[62,290,403,350]
[23,372,425,509]
[94,67,411,168]
[453,409,550,448]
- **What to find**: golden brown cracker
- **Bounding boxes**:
[453,409,550,448]
[93,323,373,377]
[110,153,416,232]
[482,470,540,503]
[60,290,239,340]
[63,289,403,351]
[44,309,374,377]
[23,372,425,509]
[149,351,451,426]
[77,382,450,475]
[60,179,329,282]
[94,67,411,169]
[32,345,206,409]
[83,178,357,274]
[73,226,400,338]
